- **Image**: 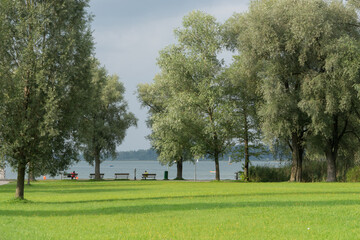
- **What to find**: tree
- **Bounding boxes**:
[80,61,137,180]
[299,34,360,181]
[226,0,360,182]
[156,11,234,180]
[0,0,93,199]
[223,56,265,181]
[138,74,194,180]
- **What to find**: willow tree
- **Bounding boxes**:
[138,74,195,180]
[226,0,360,182]
[154,11,234,181]
[223,56,264,181]
[0,0,93,199]
[299,11,360,181]
[80,61,137,180]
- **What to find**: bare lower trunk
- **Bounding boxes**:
[326,149,337,182]
[243,111,250,181]
[244,139,249,182]
[27,162,35,185]
[290,133,303,182]
[325,116,341,182]
[176,157,183,179]
[95,150,101,180]
[215,154,220,181]
[16,162,26,199]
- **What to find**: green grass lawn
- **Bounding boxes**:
[0,180,360,240]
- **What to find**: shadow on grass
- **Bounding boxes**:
[0,184,144,195]
[31,190,360,205]
[30,187,143,194]
[1,199,360,217]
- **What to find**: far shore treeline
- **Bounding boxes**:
[110,147,279,161]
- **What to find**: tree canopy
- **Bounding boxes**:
[79,61,137,180]
[0,0,94,198]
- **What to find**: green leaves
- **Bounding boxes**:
[0,0,94,180]
[79,61,137,165]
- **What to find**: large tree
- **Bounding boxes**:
[80,61,137,180]
[226,0,360,182]
[138,74,194,180]
[299,26,360,181]
[155,11,234,180]
[0,0,93,198]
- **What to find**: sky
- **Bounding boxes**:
[88,0,250,151]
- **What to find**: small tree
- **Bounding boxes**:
[138,74,194,179]
[223,57,265,181]
[80,61,137,180]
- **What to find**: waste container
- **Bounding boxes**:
[164,171,169,180]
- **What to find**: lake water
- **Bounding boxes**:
[3,160,287,181]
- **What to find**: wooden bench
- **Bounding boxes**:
[63,173,78,179]
[89,173,104,179]
[114,173,129,180]
[142,173,156,180]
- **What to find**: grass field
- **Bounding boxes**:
[0,180,359,240]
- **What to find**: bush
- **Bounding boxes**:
[346,166,360,182]
[302,160,327,182]
[249,165,290,182]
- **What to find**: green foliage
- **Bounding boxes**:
[302,159,327,182]
[224,0,360,182]
[139,11,235,180]
[0,0,94,197]
[79,60,137,170]
[346,166,360,182]
[249,165,291,182]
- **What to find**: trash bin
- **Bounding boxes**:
[164,171,169,180]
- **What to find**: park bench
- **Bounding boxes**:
[142,173,156,180]
[89,173,104,179]
[114,173,129,180]
[63,172,78,179]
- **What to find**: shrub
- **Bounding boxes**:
[346,166,360,182]
[302,160,327,182]
[249,165,290,182]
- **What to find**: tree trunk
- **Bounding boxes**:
[324,116,342,182]
[290,133,303,182]
[325,148,337,182]
[27,162,35,185]
[244,140,249,182]
[243,113,250,181]
[16,162,26,199]
[215,153,220,181]
[94,150,101,180]
[176,157,183,180]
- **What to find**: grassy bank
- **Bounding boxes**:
[0,180,359,239]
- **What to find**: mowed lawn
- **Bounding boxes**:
[0,181,360,240]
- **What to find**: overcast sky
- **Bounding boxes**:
[88,0,250,151]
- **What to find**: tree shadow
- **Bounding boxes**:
[1,199,359,217]
[33,190,360,205]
